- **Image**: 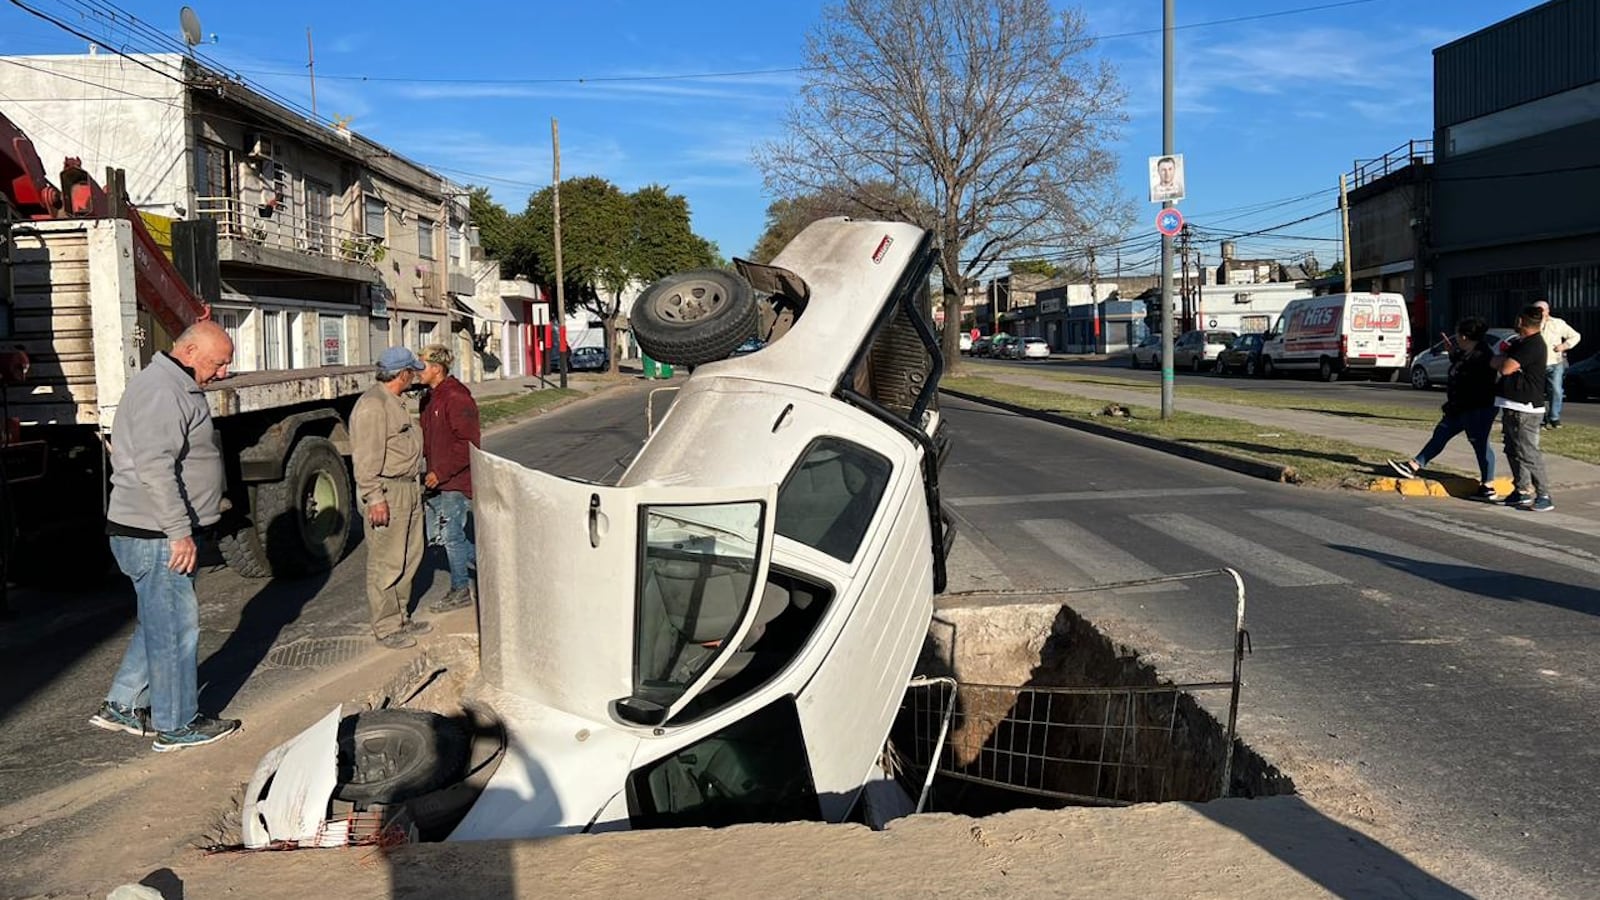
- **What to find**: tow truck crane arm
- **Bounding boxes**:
[2,110,210,339]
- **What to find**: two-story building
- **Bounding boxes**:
[0,53,484,376]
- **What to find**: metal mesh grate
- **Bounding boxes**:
[263,636,372,669]
[897,678,1235,807]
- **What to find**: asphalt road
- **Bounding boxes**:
[966,356,1600,428]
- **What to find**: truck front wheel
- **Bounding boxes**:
[220,437,353,578]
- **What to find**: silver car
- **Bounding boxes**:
[1408,328,1514,390]
[1172,330,1237,373]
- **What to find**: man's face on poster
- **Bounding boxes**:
[1158,159,1176,186]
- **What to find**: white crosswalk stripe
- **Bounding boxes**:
[1374,507,1600,578]
[1131,513,1349,587]
[1250,508,1487,577]
[1019,519,1184,593]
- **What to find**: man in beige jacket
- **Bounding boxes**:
[351,346,433,649]
[1534,300,1582,429]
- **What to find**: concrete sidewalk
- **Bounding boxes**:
[968,368,1600,491]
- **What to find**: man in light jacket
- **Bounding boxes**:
[1534,299,1581,429]
[351,346,433,649]
[92,321,242,752]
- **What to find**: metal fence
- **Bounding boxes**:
[1351,139,1434,189]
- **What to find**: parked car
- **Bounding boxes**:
[547,345,609,373]
[1213,332,1267,376]
[1019,337,1051,360]
[1565,353,1600,402]
[971,335,994,357]
[1259,292,1410,382]
[1171,330,1237,372]
[242,217,958,847]
[1408,328,1514,390]
[959,332,973,355]
[990,335,1022,359]
[1130,333,1162,369]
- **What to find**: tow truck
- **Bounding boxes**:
[1,109,368,582]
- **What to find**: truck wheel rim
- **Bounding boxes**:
[303,471,340,542]
[654,283,725,324]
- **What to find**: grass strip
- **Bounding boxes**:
[1004,368,1600,467]
[943,375,1458,487]
[478,387,581,427]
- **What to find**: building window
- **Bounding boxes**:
[417,217,436,260]
[364,196,386,239]
[195,141,235,231]
[449,220,465,264]
[263,309,285,369]
[304,179,333,256]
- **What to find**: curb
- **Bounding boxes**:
[940,387,1300,485]
[1368,474,1514,499]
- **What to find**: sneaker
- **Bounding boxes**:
[1504,491,1534,510]
[427,586,474,613]
[399,618,432,636]
[1531,495,1555,512]
[1387,459,1420,479]
[1549,420,1563,430]
[152,714,241,752]
[1472,484,1502,502]
[378,631,418,650]
[89,701,150,736]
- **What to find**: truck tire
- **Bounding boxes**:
[221,437,353,578]
[335,709,470,806]
[631,269,758,367]
[1319,358,1339,382]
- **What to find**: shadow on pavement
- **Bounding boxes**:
[1194,795,1472,898]
[1336,546,1600,618]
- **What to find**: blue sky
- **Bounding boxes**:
[0,0,1540,270]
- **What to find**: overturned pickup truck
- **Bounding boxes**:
[247,217,956,842]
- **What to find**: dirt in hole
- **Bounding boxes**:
[897,602,1294,816]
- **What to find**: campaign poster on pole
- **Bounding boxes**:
[1148,154,1186,204]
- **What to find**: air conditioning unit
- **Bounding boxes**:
[247,135,277,161]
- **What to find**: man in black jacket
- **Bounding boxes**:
[1493,305,1552,512]
[1388,317,1500,500]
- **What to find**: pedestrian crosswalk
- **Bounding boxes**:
[978,497,1600,596]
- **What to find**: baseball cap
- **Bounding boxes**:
[377,346,426,372]
[420,343,453,368]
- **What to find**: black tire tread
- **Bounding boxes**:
[218,528,270,578]
[335,709,471,806]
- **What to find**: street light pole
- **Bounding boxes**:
[1160,0,1176,419]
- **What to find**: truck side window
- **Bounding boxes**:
[626,695,823,830]
[775,437,893,563]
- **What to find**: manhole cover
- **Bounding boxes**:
[264,636,371,669]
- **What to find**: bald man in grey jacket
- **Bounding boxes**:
[91,321,242,752]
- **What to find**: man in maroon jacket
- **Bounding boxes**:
[418,344,482,611]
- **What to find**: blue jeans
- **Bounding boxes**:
[425,490,476,591]
[105,535,199,733]
[1545,361,1566,424]
[1416,407,1497,484]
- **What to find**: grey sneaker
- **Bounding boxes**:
[152,714,241,752]
[1505,491,1535,510]
[427,586,474,613]
[399,618,432,636]
[1531,495,1555,512]
[378,631,418,650]
[89,701,150,736]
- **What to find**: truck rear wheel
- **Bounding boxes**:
[221,437,353,578]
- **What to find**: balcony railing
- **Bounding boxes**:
[1351,139,1433,189]
[196,196,386,267]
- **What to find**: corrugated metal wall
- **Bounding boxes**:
[1434,0,1600,128]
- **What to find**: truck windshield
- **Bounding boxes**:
[634,502,765,708]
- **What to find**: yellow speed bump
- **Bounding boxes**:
[1369,475,1515,499]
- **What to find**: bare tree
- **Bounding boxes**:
[757,0,1126,363]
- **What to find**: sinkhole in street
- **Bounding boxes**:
[885,602,1295,818]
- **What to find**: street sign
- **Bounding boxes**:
[1155,208,1184,237]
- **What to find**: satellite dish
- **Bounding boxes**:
[179,7,203,48]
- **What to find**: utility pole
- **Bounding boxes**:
[552,118,569,389]
[1160,0,1176,418]
[1339,172,1353,295]
[1088,247,1100,354]
[306,29,317,120]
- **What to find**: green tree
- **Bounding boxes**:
[757,0,1127,368]
[748,181,930,263]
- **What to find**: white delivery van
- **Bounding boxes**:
[1259,292,1411,382]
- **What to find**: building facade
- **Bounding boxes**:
[0,53,484,376]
